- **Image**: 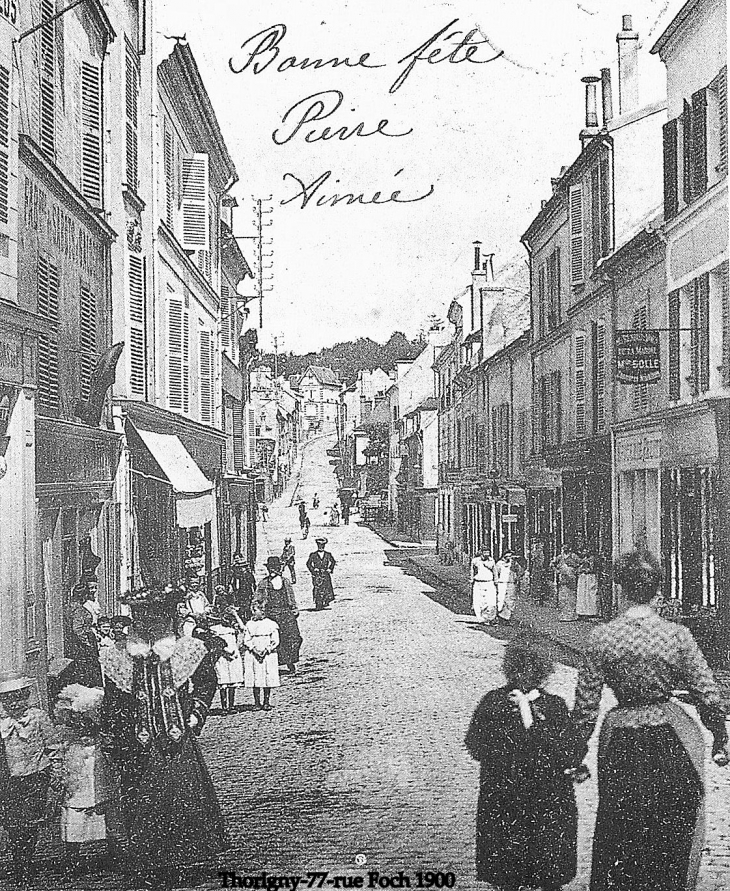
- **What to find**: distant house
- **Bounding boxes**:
[299,366,340,436]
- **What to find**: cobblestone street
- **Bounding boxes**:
[3,434,729,891]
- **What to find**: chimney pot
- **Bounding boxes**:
[622,14,632,30]
[601,67,613,124]
[473,240,481,271]
[617,14,639,114]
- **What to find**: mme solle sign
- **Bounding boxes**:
[615,330,661,384]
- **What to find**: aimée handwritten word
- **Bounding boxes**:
[280,169,435,210]
[272,90,413,146]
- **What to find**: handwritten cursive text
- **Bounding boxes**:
[280,169,435,209]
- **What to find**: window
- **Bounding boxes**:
[199,327,214,425]
[79,283,97,400]
[537,371,562,450]
[537,263,546,334]
[569,184,584,286]
[574,331,587,436]
[128,254,146,396]
[690,273,710,395]
[0,65,9,226]
[167,293,189,412]
[181,153,209,252]
[80,62,102,206]
[632,306,649,411]
[546,248,561,330]
[37,255,60,411]
[125,41,140,193]
[592,320,606,432]
[39,0,56,160]
[668,289,681,400]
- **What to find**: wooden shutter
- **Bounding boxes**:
[167,296,184,411]
[125,42,139,192]
[632,306,649,410]
[532,377,540,454]
[691,89,707,198]
[682,99,693,204]
[593,320,606,432]
[37,255,60,411]
[551,370,562,445]
[39,0,55,160]
[663,119,679,221]
[500,404,510,476]
[718,67,728,177]
[590,166,601,269]
[668,289,681,400]
[491,406,499,470]
[246,405,256,467]
[182,306,190,413]
[128,254,146,396]
[569,184,584,286]
[79,284,97,400]
[696,272,710,393]
[599,157,611,256]
[233,401,244,472]
[199,328,214,425]
[720,262,730,387]
[221,283,231,355]
[574,331,587,436]
[163,123,174,228]
[181,153,209,251]
[554,247,561,324]
[537,264,547,334]
[80,62,102,206]
[0,65,9,225]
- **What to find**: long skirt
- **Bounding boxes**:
[557,581,578,621]
[472,580,497,622]
[591,711,704,891]
[269,609,302,666]
[577,572,599,616]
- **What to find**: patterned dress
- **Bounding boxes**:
[573,605,728,891]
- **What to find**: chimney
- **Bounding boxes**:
[473,241,482,271]
[482,253,495,282]
[580,75,601,148]
[601,67,613,124]
[617,14,639,114]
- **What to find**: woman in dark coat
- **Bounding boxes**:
[465,640,584,891]
[254,557,303,673]
[99,588,227,890]
[573,550,729,891]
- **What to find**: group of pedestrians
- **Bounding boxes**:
[470,546,524,625]
[466,547,729,891]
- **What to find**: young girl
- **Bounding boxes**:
[210,593,246,714]
[54,684,121,875]
[465,640,585,891]
[243,601,280,710]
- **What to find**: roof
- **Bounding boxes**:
[303,365,340,387]
[650,0,703,56]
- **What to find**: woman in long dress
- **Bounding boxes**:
[573,550,729,891]
[465,640,584,890]
[552,544,580,622]
[471,545,497,624]
[576,550,599,619]
[254,557,303,674]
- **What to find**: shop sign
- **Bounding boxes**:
[615,330,661,384]
[616,430,662,470]
[36,426,120,486]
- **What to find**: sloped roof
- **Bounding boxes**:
[304,365,340,386]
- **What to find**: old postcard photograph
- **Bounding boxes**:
[0,0,728,889]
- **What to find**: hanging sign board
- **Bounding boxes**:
[615,330,661,384]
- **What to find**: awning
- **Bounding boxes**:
[135,428,214,528]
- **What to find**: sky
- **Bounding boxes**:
[157,0,684,353]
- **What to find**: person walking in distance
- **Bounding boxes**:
[312,493,320,510]
[552,543,580,622]
[228,553,256,621]
[494,551,519,625]
[281,537,297,584]
[341,501,350,525]
[298,502,311,539]
[471,545,498,625]
[307,537,337,610]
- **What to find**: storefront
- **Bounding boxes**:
[36,418,123,667]
[223,476,257,574]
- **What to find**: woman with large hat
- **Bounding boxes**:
[98,586,227,890]
[306,538,337,610]
[254,557,303,674]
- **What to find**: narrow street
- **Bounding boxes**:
[198,434,729,891]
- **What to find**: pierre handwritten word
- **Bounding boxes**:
[272,90,412,146]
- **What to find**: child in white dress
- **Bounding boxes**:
[243,602,280,710]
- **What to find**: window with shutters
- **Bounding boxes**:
[707,68,727,186]
[551,369,562,445]
[80,62,102,206]
[0,65,9,227]
[690,273,710,395]
[719,262,729,387]
[691,89,708,199]
[546,248,561,330]
[37,255,60,412]
[682,98,693,205]
[167,295,189,413]
[125,41,139,193]
[633,306,649,411]
[79,284,97,400]
[163,121,175,228]
[199,327,214,425]
[537,263,547,335]
[38,0,56,160]
[232,400,244,473]
[569,184,584,287]
[574,331,587,436]
[663,118,679,221]
[668,289,681,400]
[181,154,209,252]
[128,254,146,396]
[592,320,606,432]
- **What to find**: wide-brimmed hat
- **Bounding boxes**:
[284,536,292,543]
[0,676,34,697]
[315,537,328,546]
[266,556,282,572]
